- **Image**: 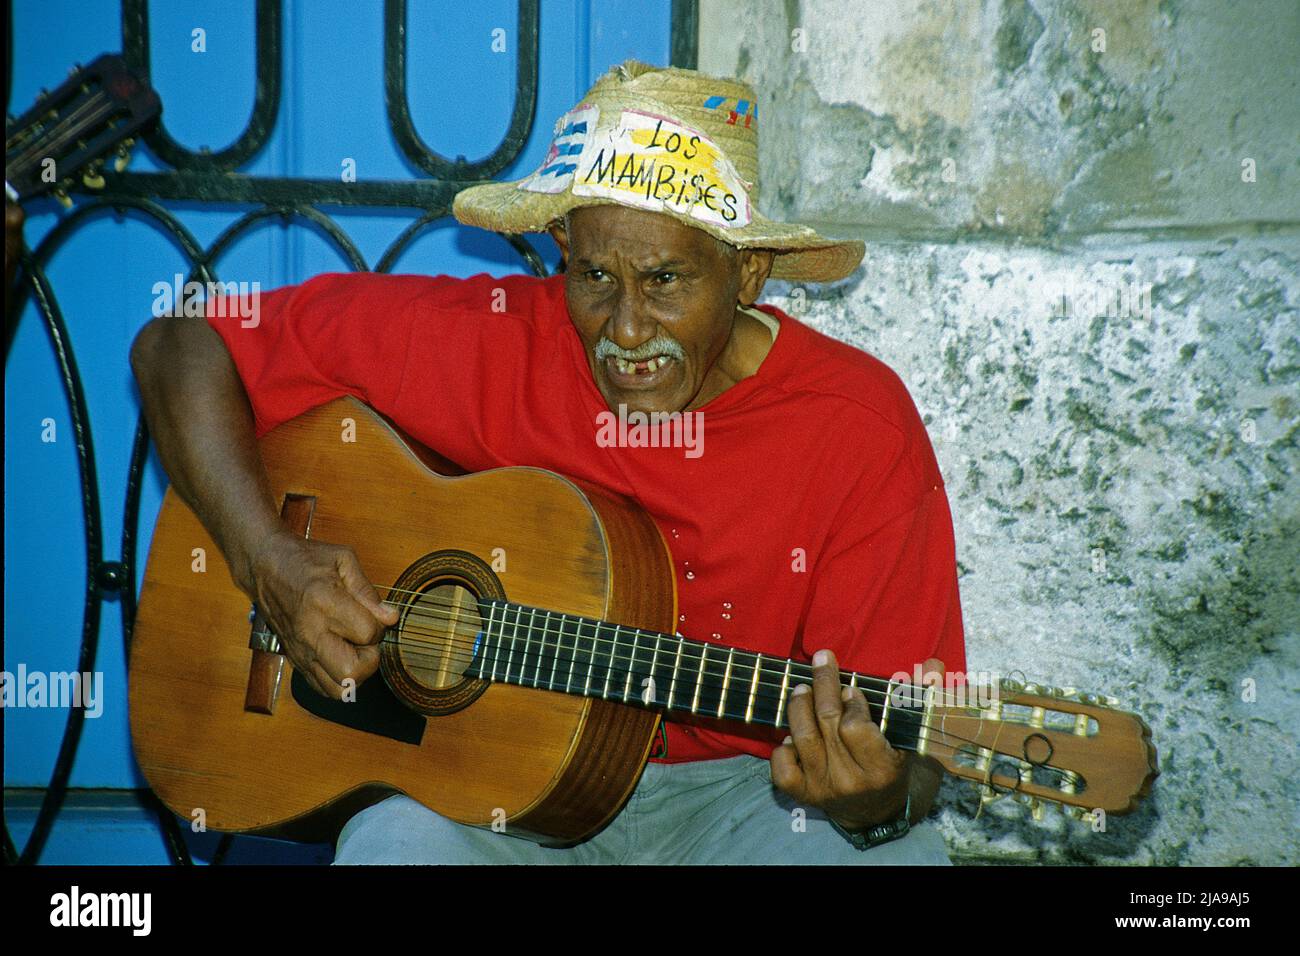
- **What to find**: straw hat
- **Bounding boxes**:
[453,61,865,282]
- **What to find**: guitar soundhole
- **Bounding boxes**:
[379,549,504,716]
[399,583,483,690]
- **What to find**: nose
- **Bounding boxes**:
[606,285,657,349]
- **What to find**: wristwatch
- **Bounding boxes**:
[829,792,912,850]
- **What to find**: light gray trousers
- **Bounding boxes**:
[333,755,951,865]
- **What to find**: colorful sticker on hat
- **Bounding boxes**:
[702,95,756,128]
[518,105,599,194]
[570,110,752,229]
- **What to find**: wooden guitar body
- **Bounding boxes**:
[129,396,674,846]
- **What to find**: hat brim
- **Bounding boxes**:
[452,180,864,283]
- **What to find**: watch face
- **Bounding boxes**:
[835,810,910,850]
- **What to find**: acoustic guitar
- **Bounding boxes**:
[129,396,1159,846]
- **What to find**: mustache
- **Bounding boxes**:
[594,334,684,363]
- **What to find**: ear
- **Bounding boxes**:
[736,249,775,306]
[547,220,570,263]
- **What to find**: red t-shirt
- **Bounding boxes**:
[208,271,966,763]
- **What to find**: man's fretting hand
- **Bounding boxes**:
[247,529,399,700]
[771,649,944,832]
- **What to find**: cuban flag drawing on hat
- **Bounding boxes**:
[519,105,599,194]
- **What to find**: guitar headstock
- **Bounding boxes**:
[922,676,1159,821]
[5,53,161,205]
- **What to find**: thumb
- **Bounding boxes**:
[336,551,399,625]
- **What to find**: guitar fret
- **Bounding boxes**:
[602,625,619,700]
[881,675,899,735]
[917,682,938,757]
[647,634,662,706]
[745,652,762,723]
[479,603,497,679]
[523,607,537,687]
[623,631,639,702]
[563,614,577,694]
[667,636,685,710]
[718,646,736,719]
[775,659,793,727]
[582,619,596,697]
[504,605,520,684]
[489,605,504,682]
[545,611,560,691]
[691,644,707,714]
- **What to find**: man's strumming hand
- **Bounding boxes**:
[770,649,945,833]
[246,529,399,700]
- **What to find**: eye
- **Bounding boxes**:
[653,271,679,285]
[584,268,609,282]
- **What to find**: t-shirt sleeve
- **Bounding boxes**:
[797,414,967,683]
[206,271,435,437]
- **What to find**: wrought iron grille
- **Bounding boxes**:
[3,0,699,866]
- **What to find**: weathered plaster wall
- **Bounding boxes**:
[700,0,1298,864]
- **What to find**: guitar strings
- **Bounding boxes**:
[359,582,944,699]
[372,588,976,704]
[8,91,113,161]
[376,591,1044,730]
[387,598,939,706]
[341,597,1082,784]
[251,585,1087,789]
[371,626,1078,795]
[8,92,117,172]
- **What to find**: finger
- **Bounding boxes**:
[784,683,828,782]
[323,576,391,647]
[920,657,945,686]
[301,656,346,700]
[810,649,854,763]
[350,642,382,683]
[336,550,399,632]
[769,738,807,801]
[314,629,374,687]
[837,684,888,769]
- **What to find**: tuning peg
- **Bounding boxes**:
[114,140,134,172]
[52,187,72,208]
[82,163,105,189]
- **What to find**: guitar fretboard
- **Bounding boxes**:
[471,600,927,754]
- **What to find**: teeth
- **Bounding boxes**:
[613,356,671,375]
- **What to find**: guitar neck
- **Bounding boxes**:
[470,599,930,754]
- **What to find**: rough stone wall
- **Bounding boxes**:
[699,0,1298,864]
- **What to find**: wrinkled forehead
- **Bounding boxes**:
[562,205,737,264]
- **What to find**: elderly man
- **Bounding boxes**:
[131,61,966,864]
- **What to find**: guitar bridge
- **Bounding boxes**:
[243,494,315,714]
